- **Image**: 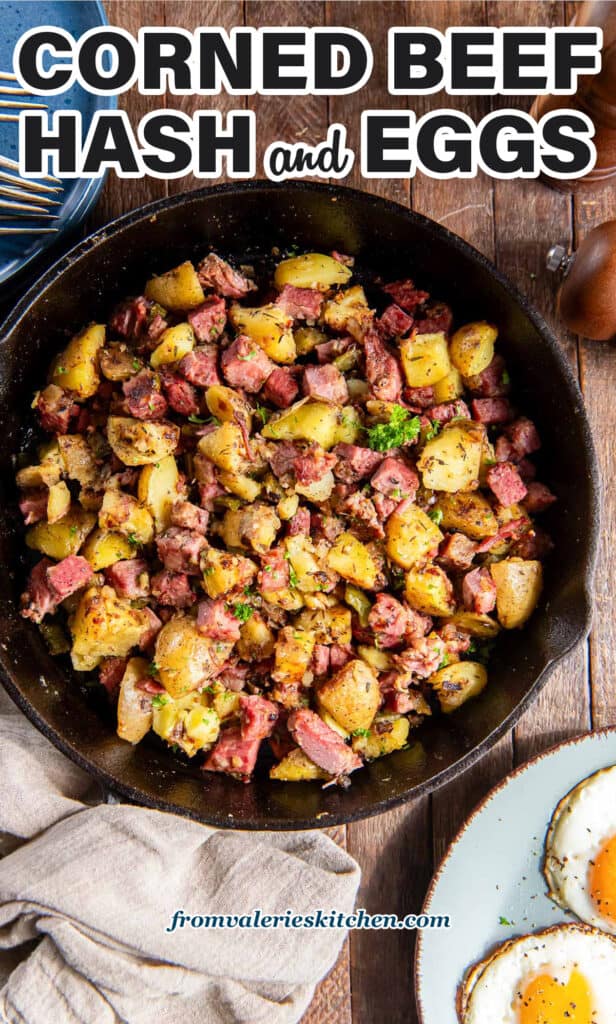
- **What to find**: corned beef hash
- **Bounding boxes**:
[17,249,556,786]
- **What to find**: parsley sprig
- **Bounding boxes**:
[366,405,421,452]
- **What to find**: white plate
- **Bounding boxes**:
[415,728,616,1023]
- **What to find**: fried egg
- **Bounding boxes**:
[544,765,616,933]
[458,924,616,1024]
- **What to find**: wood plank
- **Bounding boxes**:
[90,1,167,226]
[325,6,432,1024]
[574,187,616,730]
[405,1,514,881]
[231,6,349,1021]
[246,2,328,179]
[487,0,591,765]
[164,1,243,193]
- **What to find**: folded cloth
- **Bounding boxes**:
[0,688,360,1024]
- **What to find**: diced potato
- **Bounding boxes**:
[16,462,61,489]
[137,455,179,532]
[277,493,299,521]
[98,490,154,544]
[236,613,275,661]
[317,658,380,733]
[262,398,339,450]
[81,528,136,570]
[294,326,327,356]
[107,417,179,466]
[322,285,373,340]
[274,252,352,291]
[443,610,501,638]
[202,547,257,599]
[272,626,315,685]
[332,406,363,445]
[261,585,304,612]
[295,470,335,503]
[198,421,248,473]
[117,657,152,743]
[450,321,497,377]
[217,470,262,502]
[405,565,455,616]
[386,505,443,569]
[432,366,464,402]
[26,506,96,560]
[326,531,378,589]
[270,747,329,781]
[435,491,498,540]
[229,303,295,363]
[152,691,220,756]
[46,481,71,524]
[429,660,488,713]
[57,435,100,487]
[344,584,372,627]
[400,331,451,387]
[50,323,105,399]
[489,557,543,629]
[357,645,393,673]
[417,422,484,492]
[145,260,205,311]
[204,384,253,430]
[100,343,141,381]
[285,535,325,593]
[294,605,352,644]
[220,504,280,554]
[38,438,63,470]
[150,322,195,368]
[154,615,232,698]
[70,585,151,672]
[351,716,410,759]
[212,688,241,722]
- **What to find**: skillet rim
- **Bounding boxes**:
[0,180,600,829]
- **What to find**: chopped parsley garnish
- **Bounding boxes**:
[499,916,513,927]
[288,563,299,588]
[366,405,421,452]
[424,419,441,441]
[467,639,496,665]
[127,533,139,547]
[429,507,444,525]
[151,694,168,709]
[232,602,253,623]
[238,349,258,361]
[352,728,371,738]
[501,370,511,386]
[69,525,78,536]
[132,358,140,370]
[56,365,67,375]
[149,661,159,676]
[188,414,208,424]
[202,684,216,694]
[254,404,270,425]
[243,585,256,597]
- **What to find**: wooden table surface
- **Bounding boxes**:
[89,3,614,1021]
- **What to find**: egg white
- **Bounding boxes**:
[459,924,616,1023]
[544,765,616,934]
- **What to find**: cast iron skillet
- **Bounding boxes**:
[0,182,599,830]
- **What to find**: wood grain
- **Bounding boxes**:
[488,0,591,765]
[84,5,612,1024]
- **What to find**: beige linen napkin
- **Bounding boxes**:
[0,688,360,1024]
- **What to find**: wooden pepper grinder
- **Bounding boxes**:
[531,1,616,191]
[547,219,616,338]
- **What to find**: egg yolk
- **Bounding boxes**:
[589,833,616,925]
[516,969,593,1024]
